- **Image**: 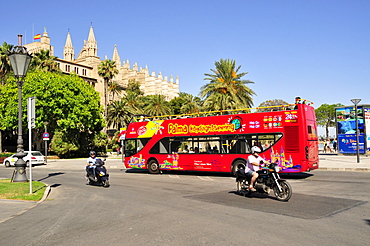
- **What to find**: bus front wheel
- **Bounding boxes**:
[148,160,160,174]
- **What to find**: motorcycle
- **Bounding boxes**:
[235,162,292,202]
[86,158,110,187]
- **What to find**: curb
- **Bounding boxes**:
[318,167,370,172]
[37,184,51,204]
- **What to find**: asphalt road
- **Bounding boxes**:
[0,159,369,246]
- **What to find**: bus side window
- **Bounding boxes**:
[150,138,170,154]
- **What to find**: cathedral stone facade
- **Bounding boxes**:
[24,26,180,106]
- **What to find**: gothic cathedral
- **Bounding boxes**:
[25,26,180,106]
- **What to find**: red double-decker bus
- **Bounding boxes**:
[123,101,319,174]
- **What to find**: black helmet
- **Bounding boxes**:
[90,151,96,156]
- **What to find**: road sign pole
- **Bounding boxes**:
[27,96,36,194]
[43,132,50,164]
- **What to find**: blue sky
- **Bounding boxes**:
[1,0,369,109]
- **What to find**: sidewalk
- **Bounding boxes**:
[1,154,369,224]
[318,154,370,172]
[0,185,50,224]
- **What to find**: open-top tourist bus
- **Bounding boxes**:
[122,99,319,175]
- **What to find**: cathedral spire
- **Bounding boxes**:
[87,25,96,43]
[86,25,97,57]
[112,45,121,66]
[63,30,74,61]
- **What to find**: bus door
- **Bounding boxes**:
[172,137,222,172]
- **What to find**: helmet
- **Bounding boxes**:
[89,151,96,156]
[251,146,261,154]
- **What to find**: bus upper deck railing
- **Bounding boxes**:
[130,99,314,123]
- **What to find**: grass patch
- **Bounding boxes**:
[0,179,47,201]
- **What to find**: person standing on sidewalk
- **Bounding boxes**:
[332,139,337,152]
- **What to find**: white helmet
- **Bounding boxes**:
[251,146,261,154]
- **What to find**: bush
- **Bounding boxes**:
[0,153,12,158]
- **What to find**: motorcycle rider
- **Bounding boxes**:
[86,151,98,181]
[245,146,269,192]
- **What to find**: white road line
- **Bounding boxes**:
[169,175,180,179]
[286,180,302,183]
[197,176,214,181]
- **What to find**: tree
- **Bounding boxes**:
[29,49,60,73]
[106,100,133,129]
[126,79,143,96]
[201,59,255,111]
[0,42,13,85]
[108,80,125,101]
[98,59,119,117]
[169,93,187,115]
[178,92,202,114]
[105,79,144,130]
[0,70,105,157]
[258,99,289,112]
[142,94,172,116]
[315,103,344,139]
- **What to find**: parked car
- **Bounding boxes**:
[3,151,45,167]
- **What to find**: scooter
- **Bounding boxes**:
[86,159,110,187]
[235,162,292,201]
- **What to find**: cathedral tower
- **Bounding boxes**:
[76,25,99,63]
[63,31,74,61]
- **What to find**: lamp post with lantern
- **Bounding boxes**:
[8,34,32,182]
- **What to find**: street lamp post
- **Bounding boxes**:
[350,99,361,163]
[8,34,32,182]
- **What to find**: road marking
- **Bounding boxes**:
[286,180,303,183]
[197,176,214,181]
[169,175,180,179]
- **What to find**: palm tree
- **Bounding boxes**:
[106,100,133,129]
[98,59,119,117]
[179,92,202,114]
[126,79,144,96]
[125,91,143,114]
[30,49,60,72]
[106,80,144,129]
[201,59,255,111]
[0,42,13,85]
[108,81,125,101]
[143,94,172,116]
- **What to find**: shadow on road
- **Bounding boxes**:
[229,190,280,201]
[280,172,314,179]
[38,172,65,182]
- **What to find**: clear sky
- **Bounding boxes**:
[1,0,369,109]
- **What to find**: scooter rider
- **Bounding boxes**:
[86,151,98,180]
[245,146,269,192]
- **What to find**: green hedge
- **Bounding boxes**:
[0,153,12,157]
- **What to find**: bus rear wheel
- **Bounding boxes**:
[232,160,246,176]
[148,160,160,174]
